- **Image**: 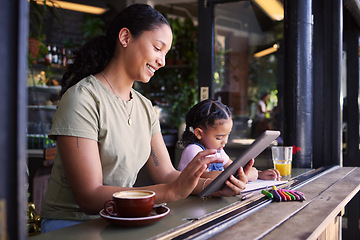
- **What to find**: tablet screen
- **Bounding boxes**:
[199,130,280,198]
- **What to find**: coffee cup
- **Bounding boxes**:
[104,190,155,218]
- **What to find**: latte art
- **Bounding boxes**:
[114,191,154,199]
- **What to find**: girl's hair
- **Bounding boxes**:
[180,99,232,147]
[58,4,170,99]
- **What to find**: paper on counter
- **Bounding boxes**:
[243,179,288,193]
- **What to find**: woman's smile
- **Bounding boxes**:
[146,63,156,76]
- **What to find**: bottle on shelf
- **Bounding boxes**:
[61,48,67,66]
[66,49,74,65]
[51,45,58,64]
[57,47,63,66]
[45,44,52,64]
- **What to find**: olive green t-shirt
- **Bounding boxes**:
[41,75,161,221]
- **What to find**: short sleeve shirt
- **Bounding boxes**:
[177,143,230,171]
[41,75,160,221]
[255,100,266,120]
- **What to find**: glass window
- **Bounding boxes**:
[214,1,283,140]
[213,1,284,168]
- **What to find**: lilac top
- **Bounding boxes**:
[178,143,230,171]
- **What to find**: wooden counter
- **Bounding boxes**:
[30,166,360,240]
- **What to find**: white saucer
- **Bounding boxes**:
[99,205,170,227]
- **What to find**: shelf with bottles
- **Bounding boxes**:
[27,106,56,150]
[41,44,74,70]
[27,134,56,150]
[27,55,64,106]
[28,42,74,86]
[27,54,64,150]
[28,63,64,86]
[28,105,57,110]
[28,85,61,94]
[27,81,60,107]
[27,104,57,150]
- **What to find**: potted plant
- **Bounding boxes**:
[28,0,63,65]
[80,14,105,42]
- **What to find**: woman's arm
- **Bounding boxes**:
[58,133,253,214]
[144,132,179,184]
[57,134,222,214]
[145,132,221,200]
[146,133,250,199]
[57,135,131,214]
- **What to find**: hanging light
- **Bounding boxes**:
[254,43,279,58]
[31,0,108,15]
[252,0,284,21]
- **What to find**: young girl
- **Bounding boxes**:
[178,99,280,181]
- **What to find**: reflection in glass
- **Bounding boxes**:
[214,1,283,143]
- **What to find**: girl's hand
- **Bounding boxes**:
[243,159,258,181]
[258,169,281,180]
[210,167,248,197]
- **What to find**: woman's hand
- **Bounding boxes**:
[169,149,223,200]
[258,169,281,180]
[145,134,224,203]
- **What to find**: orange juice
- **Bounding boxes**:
[274,162,292,176]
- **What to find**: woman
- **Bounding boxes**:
[40,4,252,233]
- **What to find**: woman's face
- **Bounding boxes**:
[125,24,173,83]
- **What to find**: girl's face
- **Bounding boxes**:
[124,24,172,83]
[196,118,233,151]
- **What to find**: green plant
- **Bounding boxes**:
[80,15,105,42]
[29,0,62,37]
[28,0,63,65]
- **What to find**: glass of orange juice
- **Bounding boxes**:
[271,146,293,179]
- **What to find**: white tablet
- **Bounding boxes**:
[198,130,280,198]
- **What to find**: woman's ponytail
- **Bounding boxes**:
[58,35,113,99]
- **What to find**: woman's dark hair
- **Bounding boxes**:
[179,99,232,147]
[58,4,170,98]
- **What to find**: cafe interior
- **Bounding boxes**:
[0,0,359,239]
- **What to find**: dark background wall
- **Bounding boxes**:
[0,0,28,239]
